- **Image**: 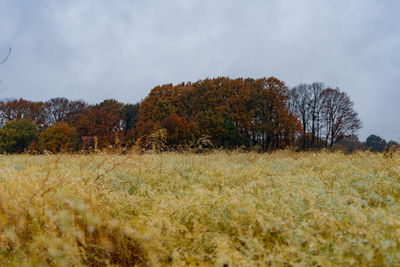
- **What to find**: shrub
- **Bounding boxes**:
[39,122,78,153]
[0,119,38,153]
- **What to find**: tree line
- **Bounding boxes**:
[0,76,370,153]
[0,98,139,153]
[336,134,399,153]
[136,77,300,150]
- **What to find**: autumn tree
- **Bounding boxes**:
[161,113,199,148]
[73,106,122,148]
[136,77,300,150]
[135,83,198,148]
[0,98,46,128]
[95,99,124,117]
[244,77,301,150]
[39,122,79,153]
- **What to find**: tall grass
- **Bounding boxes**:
[1,151,400,266]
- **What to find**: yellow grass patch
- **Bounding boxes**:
[0,151,400,266]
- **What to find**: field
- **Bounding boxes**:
[1,151,400,266]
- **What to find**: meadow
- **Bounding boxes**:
[0,151,400,266]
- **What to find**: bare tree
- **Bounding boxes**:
[288,82,325,149]
[308,83,324,148]
[288,84,310,149]
[44,98,88,126]
[44,97,71,125]
[321,88,362,147]
[289,83,362,149]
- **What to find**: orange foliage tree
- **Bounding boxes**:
[135,77,301,150]
[72,106,122,148]
[0,98,46,128]
[39,122,79,153]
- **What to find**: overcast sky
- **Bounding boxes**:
[0,0,399,141]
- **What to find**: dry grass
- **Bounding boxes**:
[1,151,400,266]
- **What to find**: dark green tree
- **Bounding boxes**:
[0,119,38,153]
[221,117,244,148]
[123,103,140,132]
[365,134,387,152]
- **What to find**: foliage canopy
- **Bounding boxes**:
[0,119,38,153]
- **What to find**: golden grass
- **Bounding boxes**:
[1,151,400,266]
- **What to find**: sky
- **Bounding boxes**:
[0,0,399,141]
